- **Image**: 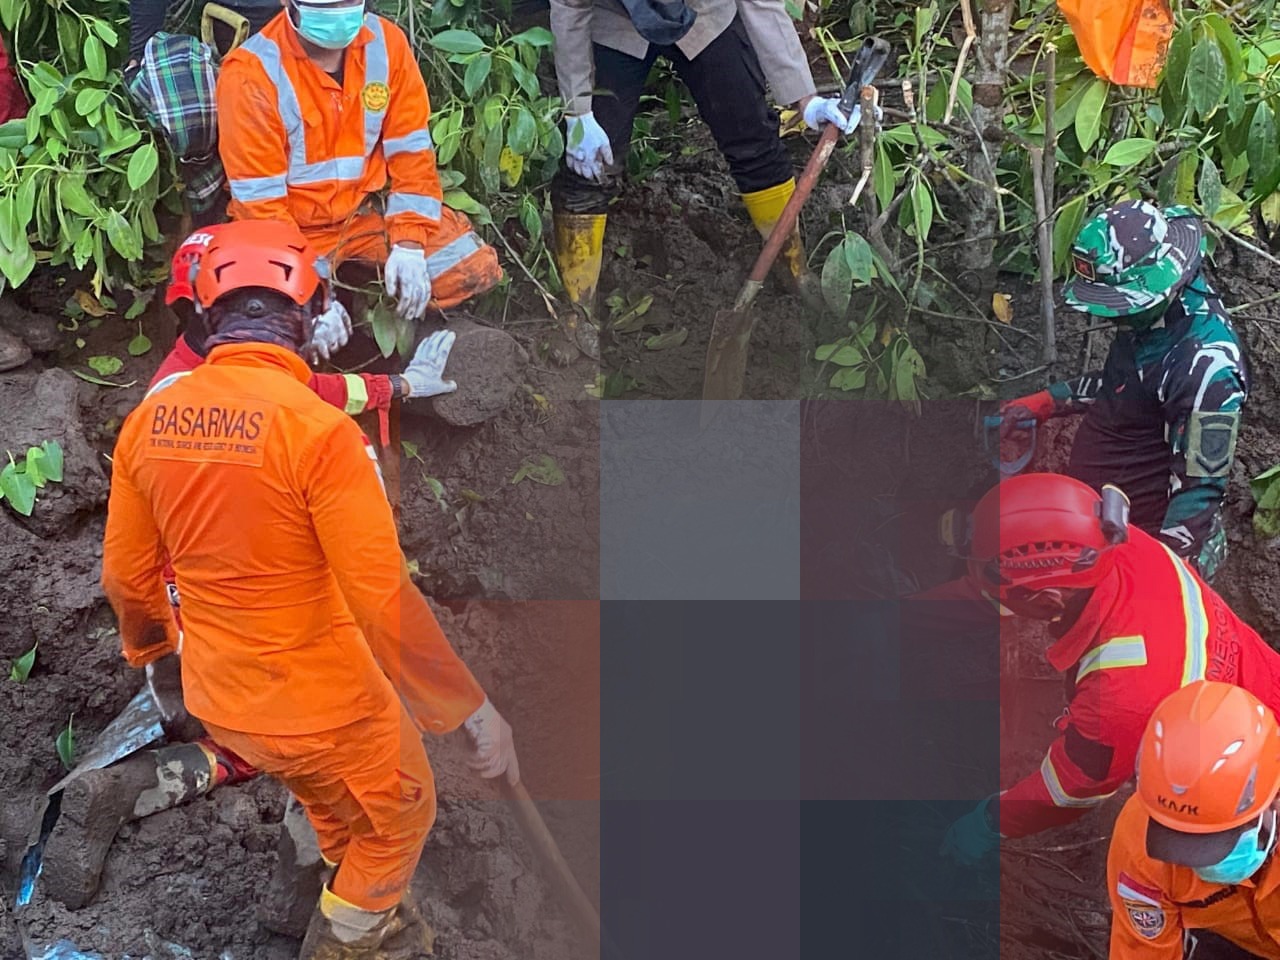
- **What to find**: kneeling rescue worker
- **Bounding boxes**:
[1108,681,1280,958]
[998,201,1247,582]
[939,473,1280,867]
[101,220,519,957]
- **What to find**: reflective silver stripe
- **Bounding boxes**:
[386,192,443,220]
[240,33,308,177]
[230,174,288,202]
[363,14,388,158]
[291,156,367,185]
[145,371,193,399]
[384,128,434,157]
[426,231,483,276]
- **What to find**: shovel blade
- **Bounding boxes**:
[701,307,757,404]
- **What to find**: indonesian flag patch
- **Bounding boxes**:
[1118,873,1166,939]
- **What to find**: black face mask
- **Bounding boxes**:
[618,0,697,45]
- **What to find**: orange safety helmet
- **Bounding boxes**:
[192,219,326,313]
[1139,681,1280,866]
[967,473,1130,600]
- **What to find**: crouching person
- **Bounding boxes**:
[100,220,518,956]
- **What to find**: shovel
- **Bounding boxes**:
[701,37,891,407]
[983,415,1037,477]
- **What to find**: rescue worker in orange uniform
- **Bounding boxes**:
[101,220,519,957]
[216,0,502,321]
[937,473,1280,869]
[1108,681,1280,959]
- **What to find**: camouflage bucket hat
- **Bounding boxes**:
[1063,200,1204,317]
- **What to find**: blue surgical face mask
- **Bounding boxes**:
[292,3,365,50]
[1194,812,1277,885]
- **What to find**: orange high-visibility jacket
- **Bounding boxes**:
[1057,0,1173,89]
[101,343,485,737]
[1108,793,1280,958]
[217,12,443,248]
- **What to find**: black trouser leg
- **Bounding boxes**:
[670,16,793,195]
[551,43,657,215]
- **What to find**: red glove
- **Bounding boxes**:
[998,391,1055,439]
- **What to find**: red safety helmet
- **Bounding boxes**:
[165,224,228,306]
[192,220,326,313]
[967,473,1130,600]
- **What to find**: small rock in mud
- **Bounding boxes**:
[430,317,527,427]
[0,298,60,352]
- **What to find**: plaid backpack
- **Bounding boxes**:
[125,32,223,212]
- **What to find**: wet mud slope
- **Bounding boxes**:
[0,294,600,958]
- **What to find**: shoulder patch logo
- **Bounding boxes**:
[1124,900,1166,939]
[362,81,390,113]
[1187,410,1240,478]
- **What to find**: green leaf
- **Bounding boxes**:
[644,328,688,350]
[74,88,108,118]
[128,332,152,356]
[463,54,492,97]
[0,117,26,150]
[71,370,136,388]
[1204,13,1244,80]
[40,441,63,482]
[510,27,554,47]
[58,179,99,218]
[90,18,120,47]
[427,29,486,54]
[0,235,35,288]
[443,188,490,224]
[1187,39,1227,119]
[821,243,854,317]
[56,715,75,770]
[873,141,896,211]
[910,179,934,241]
[84,35,107,81]
[1250,463,1280,503]
[830,364,868,391]
[9,642,35,682]
[508,105,537,156]
[88,355,123,376]
[1248,101,1278,189]
[1199,154,1223,216]
[369,302,398,358]
[511,454,565,486]
[127,144,159,191]
[0,462,35,516]
[815,343,866,366]
[395,315,415,359]
[1075,79,1107,152]
[25,447,46,488]
[842,232,874,285]
[1102,138,1158,166]
[1053,195,1088,276]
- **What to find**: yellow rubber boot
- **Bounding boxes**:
[552,212,607,315]
[742,179,825,312]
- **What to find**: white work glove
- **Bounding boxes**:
[463,697,520,785]
[305,299,352,364]
[564,112,614,182]
[402,329,457,399]
[385,244,432,321]
[803,97,863,134]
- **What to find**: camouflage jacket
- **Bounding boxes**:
[1045,274,1247,576]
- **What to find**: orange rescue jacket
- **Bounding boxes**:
[101,343,485,737]
[217,12,443,248]
[1108,793,1280,958]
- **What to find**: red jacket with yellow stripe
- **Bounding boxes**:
[999,525,1280,838]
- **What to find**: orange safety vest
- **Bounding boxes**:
[217,12,443,249]
[1108,794,1280,958]
[101,343,485,737]
[1057,0,1173,89]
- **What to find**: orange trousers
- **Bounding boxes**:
[310,209,503,310]
[204,697,435,912]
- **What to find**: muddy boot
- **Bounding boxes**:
[742,179,826,315]
[42,741,221,909]
[379,889,435,959]
[0,326,30,371]
[298,887,397,960]
[549,212,606,364]
[260,794,333,938]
